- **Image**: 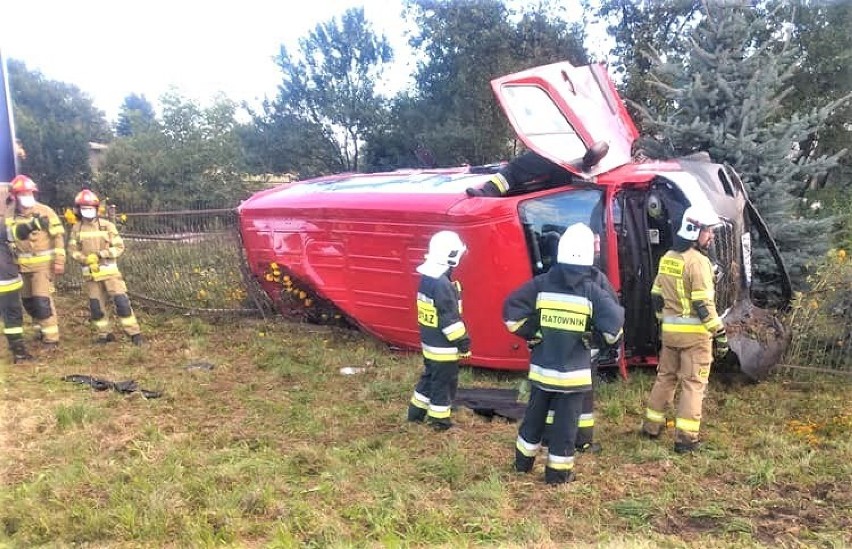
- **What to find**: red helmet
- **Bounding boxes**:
[9,174,38,194]
[74,189,100,207]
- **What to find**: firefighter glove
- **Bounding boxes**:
[526,330,542,349]
[713,330,729,359]
[86,253,100,273]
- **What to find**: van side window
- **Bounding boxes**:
[519,189,604,274]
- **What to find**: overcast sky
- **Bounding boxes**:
[2,0,415,121]
[3,1,607,123]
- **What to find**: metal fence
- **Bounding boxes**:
[782,250,852,376]
[58,202,273,317]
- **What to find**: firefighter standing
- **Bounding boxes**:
[641,205,729,453]
[504,223,624,484]
[1,190,48,363]
[407,230,471,430]
[67,189,143,346]
[6,175,65,348]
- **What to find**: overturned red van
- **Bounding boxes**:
[238,61,791,379]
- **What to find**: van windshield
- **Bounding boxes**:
[519,188,604,274]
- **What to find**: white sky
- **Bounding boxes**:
[2,0,609,123]
[2,0,416,122]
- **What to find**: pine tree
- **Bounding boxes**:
[631,3,848,297]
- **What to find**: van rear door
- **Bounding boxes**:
[491,61,639,177]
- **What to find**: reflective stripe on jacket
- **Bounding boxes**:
[417,274,469,362]
[651,247,722,344]
[7,203,66,273]
[503,264,624,393]
[68,219,126,281]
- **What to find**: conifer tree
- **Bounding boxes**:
[631,3,848,297]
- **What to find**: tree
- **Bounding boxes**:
[97,93,246,209]
[593,0,701,130]
[116,94,158,137]
[7,59,111,207]
[632,4,847,295]
[266,7,393,174]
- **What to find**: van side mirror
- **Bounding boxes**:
[582,141,609,171]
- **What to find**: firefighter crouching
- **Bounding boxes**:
[2,194,49,363]
[407,230,471,431]
[641,205,729,453]
[504,223,624,484]
[6,175,65,348]
[68,189,143,346]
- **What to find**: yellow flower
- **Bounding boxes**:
[298,291,307,300]
[265,274,274,282]
[270,262,279,270]
[838,249,847,261]
[120,213,127,223]
[197,289,208,299]
[304,298,313,307]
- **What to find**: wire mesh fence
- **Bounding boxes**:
[782,249,852,375]
[57,201,273,317]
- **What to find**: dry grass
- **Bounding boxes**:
[1,294,850,548]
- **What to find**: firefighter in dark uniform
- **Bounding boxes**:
[466,150,571,197]
[6,175,65,348]
[407,230,471,430]
[67,189,143,346]
[504,223,624,484]
[1,189,47,363]
[641,204,729,453]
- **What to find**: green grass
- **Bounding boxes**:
[1,295,850,547]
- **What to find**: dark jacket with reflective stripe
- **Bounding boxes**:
[504,264,624,393]
[1,226,19,284]
[417,272,470,361]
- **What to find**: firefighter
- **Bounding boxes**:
[407,230,471,430]
[6,175,65,348]
[504,223,624,484]
[67,189,143,346]
[466,150,571,197]
[1,205,48,363]
[641,204,729,453]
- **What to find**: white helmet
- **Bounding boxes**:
[677,205,721,241]
[423,230,467,267]
[557,223,594,266]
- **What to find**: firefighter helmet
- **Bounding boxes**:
[74,189,100,207]
[9,174,38,194]
[557,223,595,266]
[677,205,721,241]
[425,230,467,267]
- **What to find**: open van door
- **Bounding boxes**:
[491,61,639,177]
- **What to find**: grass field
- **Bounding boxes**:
[1,294,850,548]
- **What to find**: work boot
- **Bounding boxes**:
[131,334,144,346]
[576,442,602,454]
[514,449,535,473]
[544,467,576,485]
[42,341,59,352]
[407,404,426,423]
[11,340,33,364]
[95,333,117,345]
[674,440,702,454]
[426,417,453,431]
[639,428,660,440]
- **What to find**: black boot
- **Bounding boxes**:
[674,440,702,454]
[11,340,33,364]
[426,417,453,431]
[544,467,576,485]
[96,333,117,345]
[407,404,426,423]
[131,334,144,346]
[575,442,602,454]
[514,449,535,473]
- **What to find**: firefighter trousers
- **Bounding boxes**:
[21,270,59,343]
[643,340,712,444]
[409,357,459,422]
[545,358,597,447]
[87,276,141,337]
[516,386,584,477]
[1,288,25,348]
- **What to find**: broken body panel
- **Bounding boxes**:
[239,61,791,380]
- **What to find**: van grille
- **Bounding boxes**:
[710,220,738,313]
